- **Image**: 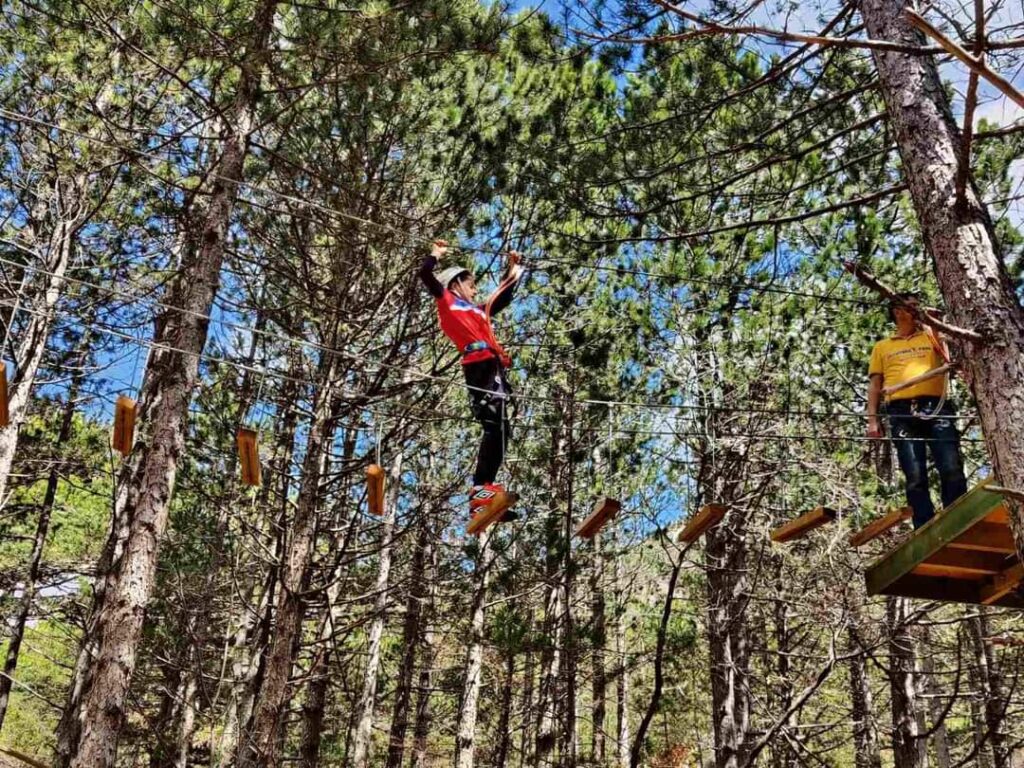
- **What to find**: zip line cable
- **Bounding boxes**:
[0,103,916,309]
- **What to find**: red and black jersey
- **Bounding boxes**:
[418,254,518,367]
[435,289,510,366]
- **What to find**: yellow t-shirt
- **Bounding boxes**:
[869,331,945,401]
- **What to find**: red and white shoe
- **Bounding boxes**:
[469,483,504,516]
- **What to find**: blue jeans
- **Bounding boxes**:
[885,397,967,528]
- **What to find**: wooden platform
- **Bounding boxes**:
[864,481,1024,608]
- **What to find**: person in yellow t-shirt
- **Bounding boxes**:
[866,292,967,528]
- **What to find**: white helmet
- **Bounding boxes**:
[437,266,471,288]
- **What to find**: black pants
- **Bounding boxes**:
[463,357,511,486]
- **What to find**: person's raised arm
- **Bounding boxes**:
[487,250,524,316]
[418,239,447,299]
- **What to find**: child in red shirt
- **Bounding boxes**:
[418,240,523,515]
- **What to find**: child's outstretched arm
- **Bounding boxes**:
[418,239,447,298]
[487,251,523,316]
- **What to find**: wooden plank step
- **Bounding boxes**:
[366,464,385,515]
[467,491,517,536]
[576,498,621,539]
[849,507,911,548]
[677,504,727,543]
[772,506,836,543]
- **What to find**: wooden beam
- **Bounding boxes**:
[866,480,1004,595]
[677,503,727,543]
[112,395,137,456]
[906,9,1024,110]
[947,522,1017,554]
[576,497,622,539]
[467,491,518,536]
[771,506,836,543]
[980,562,1024,605]
[366,464,385,516]
[236,427,261,487]
[849,507,911,547]
[915,548,1011,578]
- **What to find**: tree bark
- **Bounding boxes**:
[590,533,607,765]
[614,541,630,768]
[453,528,497,768]
[969,610,1008,768]
[856,0,1024,557]
[0,341,85,728]
[53,4,277,764]
[886,597,924,768]
[846,604,881,768]
[385,511,433,768]
[237,353,339,768]
[705,506,752,768]
[410,540,439,768]
[349,451,403,768]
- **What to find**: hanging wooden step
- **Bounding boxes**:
[864,480,1024,608]
[0,363,8,428]
[677,503,727,543]
[575,497,622,539]
[848,507,911,548]
[771,506,836,543]
[111,396,137,456]
[366,463,385,516]
[467,491,518,536]
[236,427,261,487]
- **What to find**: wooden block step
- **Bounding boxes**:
[112,395,137,456]
[366,464,385,515]
[237,427,261,487]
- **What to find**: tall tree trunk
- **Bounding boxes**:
[0,340,86,728]
[887,597,924,768]
[349,451,403,768]
[0,214,77,507]
[590,533,607,765]
[53,5,276,764]
[212,352,301,768]
[298,429,359,768]
[705,504,752,768]
[614,543,630,768]
[410,547,439,768]
[493,652,516,768]
[918,627,949,768]
[856,0,1024,556]
[969,610,1007,768]
[535,424,569,768]
[238,352,339,768]
[385,511,433,768]
[453,528,497,768]
[846,603,881,768]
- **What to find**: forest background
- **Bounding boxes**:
[1,0,1024,765]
